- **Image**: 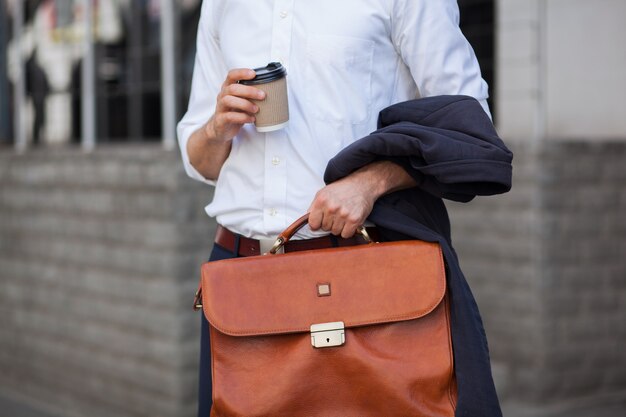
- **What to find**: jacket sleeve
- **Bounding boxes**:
[324,96,513,202]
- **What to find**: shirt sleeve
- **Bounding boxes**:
[176,1,227,186]
[391,0,492,119]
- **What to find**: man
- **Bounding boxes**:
[177,1,492,415]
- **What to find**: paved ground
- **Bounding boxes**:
[503,398,626,417]
[1,392,624,417]
[0,394,62,417]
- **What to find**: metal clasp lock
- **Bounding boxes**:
[310,321,345,348]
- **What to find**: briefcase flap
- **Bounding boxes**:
[200,240,446,337]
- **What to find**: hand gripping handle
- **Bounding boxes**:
[268,213,373,255]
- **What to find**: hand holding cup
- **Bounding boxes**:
[204,68,266,143]
[239,62,289,132]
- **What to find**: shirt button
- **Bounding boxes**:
[269,208,278,217]
[279,11,288,18]
[271,157,280,166]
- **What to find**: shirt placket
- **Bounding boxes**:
[263,0,295,232]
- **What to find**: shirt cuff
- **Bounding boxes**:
[177,123,217,186]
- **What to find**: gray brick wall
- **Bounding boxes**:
[0,146,214,417]
[1,142,624,415]
[447,141,626,408]
[539,142,626,400]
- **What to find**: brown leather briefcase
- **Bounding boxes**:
[194,215,456,417]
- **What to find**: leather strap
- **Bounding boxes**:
[277,213,311,244]
[215,223,378,257]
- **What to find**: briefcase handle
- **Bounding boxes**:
[268,213,373,255]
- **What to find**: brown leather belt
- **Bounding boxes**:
[215,224,378,257]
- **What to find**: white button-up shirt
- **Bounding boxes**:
[177,0,491,240]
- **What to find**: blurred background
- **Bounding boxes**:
[0,0,624,416]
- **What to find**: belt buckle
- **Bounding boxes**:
[260,238,283,255]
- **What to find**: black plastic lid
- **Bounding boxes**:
[239,62,287,85]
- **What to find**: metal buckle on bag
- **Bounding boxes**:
[261,238,284,255]
[310,322,345,348]
[193,288,203,310]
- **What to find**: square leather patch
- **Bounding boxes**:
[317,283,331,297]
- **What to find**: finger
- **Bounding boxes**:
[221,95,259,114]
[224,68,256,86]
[321,211,334,231]
[224,83,266,101]
[216,111,255,126]
[308,209,323,231]
[341,223,359,239]
[331,218,345,236]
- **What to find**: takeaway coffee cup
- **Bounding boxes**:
[239,62,289,132]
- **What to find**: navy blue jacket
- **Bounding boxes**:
[325,96,513,417]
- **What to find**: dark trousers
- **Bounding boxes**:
[198,243,238,417]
